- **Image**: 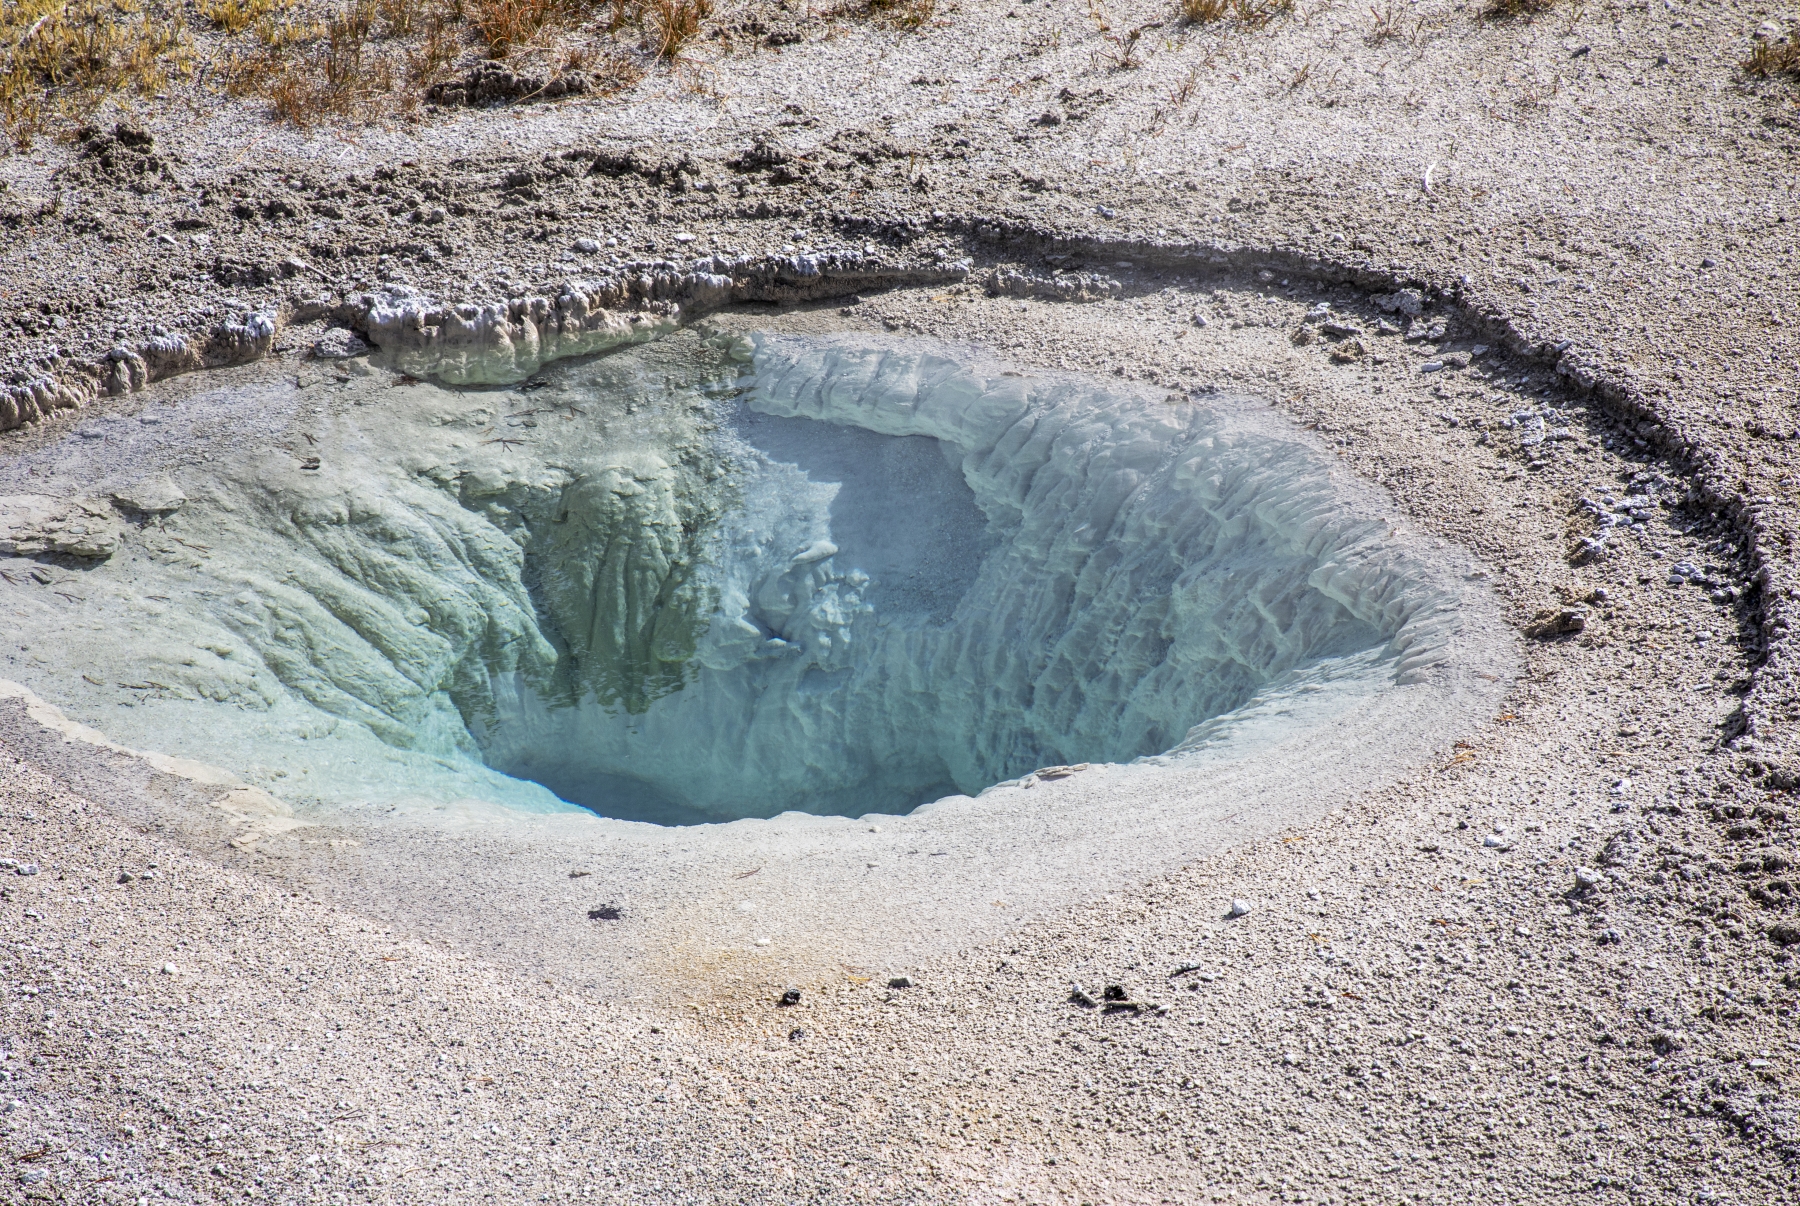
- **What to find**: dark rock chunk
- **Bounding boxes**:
[1524,605,1588,638]
[429,64,588,108]
[65,123,178,194]
[729,137,792,172]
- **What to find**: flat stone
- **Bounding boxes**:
[0,495,122,558]
[312,327,369,360]
[1373,288,1425,317]
[112,478,186,515]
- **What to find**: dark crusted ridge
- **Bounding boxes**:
[0,251,969,429]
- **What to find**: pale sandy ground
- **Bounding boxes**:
[1,1,1797,1203]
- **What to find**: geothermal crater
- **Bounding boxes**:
[0,328,1486,829]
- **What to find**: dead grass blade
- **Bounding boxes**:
[1481,0,1555,18]
[1178,0,1294,28]
[642,0,712,60]
[1743,26,1800,81]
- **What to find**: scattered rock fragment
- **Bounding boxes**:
[1572,866,1606,895]
[111,478,185,516]
[1372,288,1424,317]
[1524,605,1588,637]
[1226,898,1252,918]
[312,328,369,360]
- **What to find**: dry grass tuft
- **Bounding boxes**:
[1744,27,1800,81]
[650,0,712,58]
[608,0,712,59]
[823,0,937,33]
[864,0,937,30]
[197,0,290,35]
[0,0,854,144]
[222,0,451,126]
[1365,0,1400,45]
[1,0,195,149]
[1179,0,1230,22]
[465,0,584,57]
[1481,0,1555,19]
[1178,0,1293,28]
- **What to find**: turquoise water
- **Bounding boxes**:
[0,331,1424,826]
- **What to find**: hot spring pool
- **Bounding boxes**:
[0,330,1493,828]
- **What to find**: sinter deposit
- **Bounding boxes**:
[0,332,1494,825]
